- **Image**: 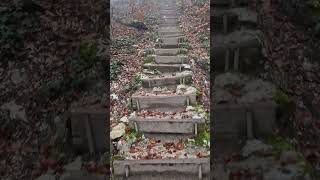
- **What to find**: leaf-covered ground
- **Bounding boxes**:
[259,0,320,171]
[179,0,210,110]
[1,0,108,179]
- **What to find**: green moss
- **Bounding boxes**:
[179,37,188,43]
[178,48,188,54]
[273,89,290,106]
[194,123,210,148]
[144,49,155,56]
[112,155,125,161]
[144,55,155,63]
[179,42,192,50]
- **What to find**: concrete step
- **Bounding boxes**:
[155,55,188,64]
[141,71,193,88]
[212,7,258,33]
[158,27,181,33]
[212,102,277,141]
[128,116,204,135]
[155,43,179,48]
[159,33,184,38]
[160,37,181,44]
[155,48,187,56]
[131,93,196,111]
[69,104,107,154]
[213,30,263,73]
[113,158,210,180]
[161,16,178,19]
[143,63,189,73]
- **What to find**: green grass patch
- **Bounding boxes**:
[144,49,155,56]
[178,48,188,54]
[110,61,122,81]
[144,55,155,63]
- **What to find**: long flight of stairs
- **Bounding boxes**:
[112,0,210,179]
[212,0,279,179]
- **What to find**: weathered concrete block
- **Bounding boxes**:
[141,73,192,88]
[212,104,247,140]
[212,7,258,32]
[213,30,263,73]
[155,43,179,48]
[131,94,195,111]
[155,48,187,56]
[69,106,107,153]
[155,55,187,64]
[161,37,180,44]
[113,158,210,180]
[143,64,183,72]
[159,33,184,38]
[128,117,204,134]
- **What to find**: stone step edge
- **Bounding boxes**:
[113,158,210,177]
[131,93,196,110]
[143,63,190,72]
[128,117,205,134]
[141,73,192,88]
[213,101,278,139]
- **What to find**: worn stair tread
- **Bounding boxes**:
[159,33,184,38]
[113,158,210,177]
[143,63,190,72]
[213,7,258,24]
[213,29,262,49]
[159,26,181,32]
[131,93,196,111]
[155,55,187,64]
[128,116,204,134]
[141,71,193,88]
[160,37,181,44]
[155,43,179,48]
[155,48,187,56]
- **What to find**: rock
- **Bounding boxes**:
[119,116,129,123]
[214,88,235,103]
[264,164,305,180]
[242,139,273,157]
[1,101,27,122]
[238,79,276,103]
[192,114,202,119]
[214,72,246,88]
[129,111,136,118]
[176,84,188,94]
[110,123,126,140]
[35,174,55,180]
[64,156,82,171]
[110,93,118,100]
[152,87,162,93]
[117,139,133,155]
[178,71,193,76]
[280,151,300,165]
[186,106,195,111]
[182,64,191,69]
[185,86,197,95]
[226,156,277,173]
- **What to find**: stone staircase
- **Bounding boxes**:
[212,1,281,179]
[112,0,210,179]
